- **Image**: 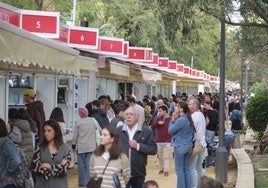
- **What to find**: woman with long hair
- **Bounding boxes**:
[13,108,35,166]
[31,120,71,188]
[100,98,115,122]
[49,107,66,143]
[90,126,130,187]
[168,101,195,188]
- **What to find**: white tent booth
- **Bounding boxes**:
[0,20,98,135]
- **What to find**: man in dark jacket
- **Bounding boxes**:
[109,103,128,128]
[117,106,157,188]
[23,88,45,145]
[85,100,109,128]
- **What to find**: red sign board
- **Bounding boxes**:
[145,49,153,61]
[56,25,69,43]
[184,66,190,74]
[69,26,98,49]
[143,53,158,65]
[152,53,159,65]
[177,64,184,72]
[123,41,129,57]
[198,71,204,78]
[191,69,197,76]
[128,47,144,60]
[128,47,153,62]
[196,71,200,77]
[168,60,177,69]
[20,10,59,38]
[150,53,159,65]
[204,73,207,79]
[0,2,20,27]
[210,76,218,82]
[98,37,124,56]
[158,57,169,67]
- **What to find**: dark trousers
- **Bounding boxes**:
[3,184,17,188]
[126,176,145,188]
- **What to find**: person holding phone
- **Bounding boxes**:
[151,105,172,176]
[31,120,71,188]
[168,101,195,188]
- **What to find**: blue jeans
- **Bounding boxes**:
[174,146,193,188]
[190,150,205,187]
[205,130,215,166]
[205,129,215,144]
[3,184,17,188]
[205,154,214,167]
[126,176,145,188]
[77,152,93,186]
[224,134,234,152]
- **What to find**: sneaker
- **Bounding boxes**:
[158,170,164,175]
[164,172,169,176]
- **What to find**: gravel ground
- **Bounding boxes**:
[68,154,236,188]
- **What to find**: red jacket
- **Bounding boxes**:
[151,116,172,143]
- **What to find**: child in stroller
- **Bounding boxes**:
[204,127,234,168]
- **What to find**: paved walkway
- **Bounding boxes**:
[67,128,257,188]
[231,127,257,188]
[67,153,237,188]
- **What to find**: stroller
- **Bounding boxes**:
[204,132,234,168]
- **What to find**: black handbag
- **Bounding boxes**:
[87,177,103,188]
[87,160,110,188]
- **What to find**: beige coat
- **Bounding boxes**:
[72,117,100,153]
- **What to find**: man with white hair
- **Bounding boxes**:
[188,98,207,187]
[118,106,157,188]
[127,96,145,126]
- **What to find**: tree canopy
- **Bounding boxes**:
[2,0,267,85]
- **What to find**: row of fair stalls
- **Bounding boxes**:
[0,2,223,134]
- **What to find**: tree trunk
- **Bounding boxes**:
[255,122,268,154]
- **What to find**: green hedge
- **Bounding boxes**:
[245,96,268,137]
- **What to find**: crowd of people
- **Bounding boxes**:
[0,87,246,188]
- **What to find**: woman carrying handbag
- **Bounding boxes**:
[89,126,130,188]
[168,101,195,188]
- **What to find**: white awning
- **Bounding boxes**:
[0,20,97,75]
[110,61,129,77]
[72,55,98,75]
[141,70,162,81]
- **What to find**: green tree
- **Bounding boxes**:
[1,0,37,9]
[3,0,267,81]
[249,81,268,97]
[245,96,268,138]
[195,0,268,85]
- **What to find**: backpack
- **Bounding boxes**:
[3,142,34,188]
[14,145,34,188]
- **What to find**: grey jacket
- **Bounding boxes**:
[14,119,34,165]
[72,117,100,153]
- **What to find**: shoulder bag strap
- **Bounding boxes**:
[101,159,110,176]
[192,124,197,141]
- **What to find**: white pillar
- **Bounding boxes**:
[172,80,176,94]
[88,70,96,101]
[72,0,77,25]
